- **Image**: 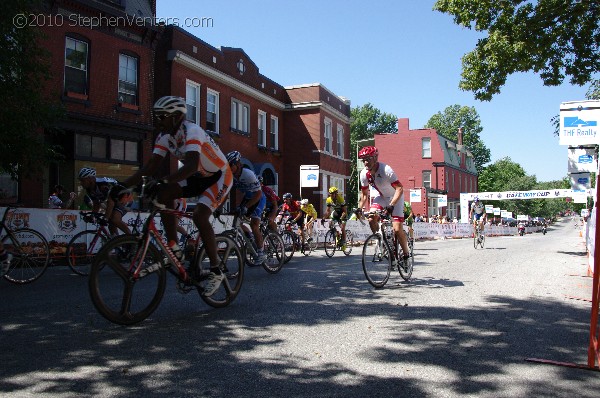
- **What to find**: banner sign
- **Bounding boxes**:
[559,100,600,146]
[438,195,447,207]
[485,205,494,213]
[409,189,422,203]
[570,172,591,190]
[568,146,598,173]
[493,207,500,215]
[300,165,319,188]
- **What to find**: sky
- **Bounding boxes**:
[156,0,595,183]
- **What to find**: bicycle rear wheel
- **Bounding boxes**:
[262,232,285,273]
[88,235,167,325]
[362,234,391,288]
[2,228,50,284]
[198,235,244,308]
[324,230,337,258]
[307,230,318,251]
[66,230,108,276]
[280,230,296,263]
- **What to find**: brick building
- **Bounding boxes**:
[16,0,160,207]
[358,118,478,220]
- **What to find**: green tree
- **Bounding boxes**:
[434,0,600,101]
[348,103,397,206]
[0,0,64,180]
[424,105,491,173]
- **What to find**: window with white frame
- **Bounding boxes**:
[206,89,219,134]
[64,37,88,95]
[422,137,431,158]
[118,54,137,105]
[324,118,332,153]
[270,115,279,150]
[186,81,200,123]
[258,111,266,147]
[330,176,344,195]
[336,124,344,157]
[423,170,431,188]
[231,98,249,133]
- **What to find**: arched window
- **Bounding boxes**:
[262,168,276,186]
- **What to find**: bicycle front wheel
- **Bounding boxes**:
[362,234,391,288]
[66,230,108,276]
[280,230,296,264]
[198,235,244,308]
[342,230,354,256]
[2,228,50,284]
[262,232,285,273]
[88,235,167,325]
[324,230,337,258]
[399,239,414,281]
[473,231,478,249]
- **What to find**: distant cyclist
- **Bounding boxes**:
[469,196,486,236]
[299,198,318,243]
[258,176,280,232]
[321,187,348,250]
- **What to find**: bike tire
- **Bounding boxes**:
[399,238,414,281]
[362,234,391,288]
[199,235,244,308]
[324,230,337,258]
[307,230,318,251]
[66,230,108,276]
[280,230,296,264]
[479,234,485,248]
[261,232,285,274]
[342,230,354,256]
[88,235,167,325]
[2,228,50,284]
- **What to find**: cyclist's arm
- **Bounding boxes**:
[245,189,262,209]
[358,188,368,210]
[123,153,164,187]
[164,151,200,183]
[389,183,403,207]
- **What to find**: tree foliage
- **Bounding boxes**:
[0,0,64,179]
[424,105,491,174]
[434,0,600,101]
[348,103,397,206]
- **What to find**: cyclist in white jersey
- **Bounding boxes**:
[469,196,486,236]
[357,146,410,262]
[123,96,232,296]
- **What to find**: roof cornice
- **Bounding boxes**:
[284,101,351,124]
[168,50,286,110]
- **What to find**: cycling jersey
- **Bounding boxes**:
[282,200,301,217]
[233,168,265,219]
[152,120,232,211]
[262,185,279,211]
[326,195,346,212]
[471,202,485,215]
[300,203,317,219]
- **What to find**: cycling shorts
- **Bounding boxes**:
[370,196,405,223]
[472,213,484,221]
[181,170,232,213]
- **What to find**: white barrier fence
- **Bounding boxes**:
[1,207,523,259]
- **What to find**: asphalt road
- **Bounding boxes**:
[1,217,599,397]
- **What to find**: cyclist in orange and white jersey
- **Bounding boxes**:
[123,96,232,296]
[357,145,410,262]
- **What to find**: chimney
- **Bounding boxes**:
[457,127,463,146]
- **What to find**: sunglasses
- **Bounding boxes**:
[155,113,177,121]
[361,156,375,162]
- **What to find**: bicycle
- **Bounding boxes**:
[361,210,414,288]
[283,220,315,257]
[88,180,243,325]
[220,211,285,274]
[323,218,353,257]
[473,222,485,249]
[0,206,51,284]
[65,212,111,276]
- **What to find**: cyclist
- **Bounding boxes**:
[48,184,76,209]
[357,145,410,263]
[258,176,280,232]
[281,192,304,241]
[404,201,415,241]
[226,151,267,264]
[321,186,348,250]
[122,96,233,296]
[469,196,486,237]
[78,167,131,236]
[299,198,318,243]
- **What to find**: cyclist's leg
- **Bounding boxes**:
[155,183,183,244]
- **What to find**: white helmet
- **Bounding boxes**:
[153,96,187,116]
[300,199,308,205]
[78,167,96,179]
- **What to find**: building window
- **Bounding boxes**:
[64,37,88,95]
[337,125,344,157]
[330,176,344,195]
[111,139,138,162]
[270,115,279,150]
[258,111,266,147]
[76,134,106,159]
[423,170,431,189]
[422,138,431,158]
[324,118,332,153]
[118,54,137,105]
[186,80,200,124]
[262,168,276,187]
[206,89,219,134]
[231,98,249,133]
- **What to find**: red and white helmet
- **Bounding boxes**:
[358,146,378,159]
